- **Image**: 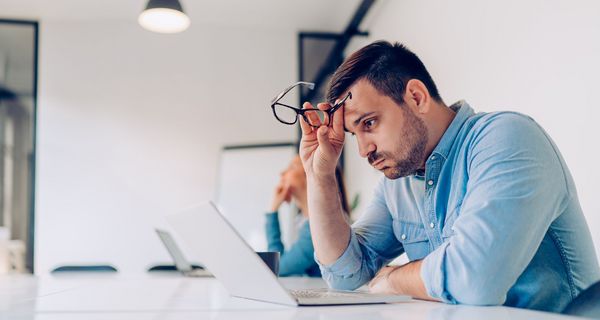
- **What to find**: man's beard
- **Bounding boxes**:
[368,109,428,179]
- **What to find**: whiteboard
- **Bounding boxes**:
[215,143,298,251]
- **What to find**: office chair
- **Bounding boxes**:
[51,265,118,273]
[147,264,203,272]
[562,280,600,318]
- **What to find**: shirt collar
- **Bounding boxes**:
[430,100,474,160]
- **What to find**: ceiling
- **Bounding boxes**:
[0,0,365,32]
[0,0,384,96]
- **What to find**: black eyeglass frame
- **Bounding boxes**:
[270,81,352,128]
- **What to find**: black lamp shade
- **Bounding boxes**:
[144,0,185,13]
[139,0,190,33]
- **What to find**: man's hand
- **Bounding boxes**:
[298,100,350,265]
[368,266,400,294]
[298,102,345,178]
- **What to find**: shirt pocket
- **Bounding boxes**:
[396,222,430,261]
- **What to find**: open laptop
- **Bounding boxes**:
[155,229,212,277]
[166,201,411,306]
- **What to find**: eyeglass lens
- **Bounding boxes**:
[272,104,328,127]
[271,82,350,128]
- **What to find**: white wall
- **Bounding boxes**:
[345,0,600,262]
[35,21,298,274]
[34,0,600,274]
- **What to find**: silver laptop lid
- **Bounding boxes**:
[166,202,297,306]
[155,229,193,272]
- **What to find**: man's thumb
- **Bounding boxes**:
[316,126,333,153]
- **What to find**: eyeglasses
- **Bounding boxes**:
[270,81,351,128]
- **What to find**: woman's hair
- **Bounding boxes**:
[334,165,351,217]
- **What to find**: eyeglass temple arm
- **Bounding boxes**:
[272,102,302,110]
[272,81,316,104]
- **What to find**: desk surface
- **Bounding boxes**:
[0,273,576,320]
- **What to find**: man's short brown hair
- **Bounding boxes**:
[326,41,442,106]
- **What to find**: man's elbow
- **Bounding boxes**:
[448,284,507,306]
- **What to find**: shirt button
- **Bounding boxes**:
[430,222,435,229]
[401,234,407,240]
[428,180,434,186]
[431,155,436,160]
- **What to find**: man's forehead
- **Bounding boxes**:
[343,102,358,117]
[343,99,367,131]
[344,91,372,116]
[339,79,374,128]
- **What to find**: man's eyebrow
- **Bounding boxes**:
[353,112,375,127]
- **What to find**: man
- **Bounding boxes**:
[298,40,599,312]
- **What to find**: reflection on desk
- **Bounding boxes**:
[1,273,576,320]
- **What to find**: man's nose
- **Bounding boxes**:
[358,139,375,158]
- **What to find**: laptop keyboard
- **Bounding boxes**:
[290,289,368,299]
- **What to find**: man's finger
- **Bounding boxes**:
[316,126,334,155]
[332,104,345,134]
[316,103,332,126]
[299,102,313,135]
[316,102,330,111]
[304,108,323,127]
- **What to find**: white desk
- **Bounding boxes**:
[0,273,576,320]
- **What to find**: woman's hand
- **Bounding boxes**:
[270,180,291,212]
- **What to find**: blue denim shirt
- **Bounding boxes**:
[318,101,600,312]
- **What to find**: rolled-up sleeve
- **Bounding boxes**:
[317,179,404,290]
[421,113,569,305]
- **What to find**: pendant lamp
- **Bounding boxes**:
[138,0,190,34]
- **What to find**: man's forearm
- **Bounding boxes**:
[306,173,351,265]
[388,260,437,301]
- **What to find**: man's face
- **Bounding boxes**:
[343,79,428,179]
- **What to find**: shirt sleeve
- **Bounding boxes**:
[317,178,405,290]
[421,113,570,305]
[265,212,319,276]
[265,211,284,253]
[277,221,319,276]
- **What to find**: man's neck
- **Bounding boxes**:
[423,102,457,164]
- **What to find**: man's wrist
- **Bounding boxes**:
[306,172,337,184]
[386,260,434,300]
[386,266,403,295]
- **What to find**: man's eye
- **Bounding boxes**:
[364,119,376,129]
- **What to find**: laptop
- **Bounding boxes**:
[155,229,212,277]
[166,201,411,306]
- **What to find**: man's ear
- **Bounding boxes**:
[405,79,431,114]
